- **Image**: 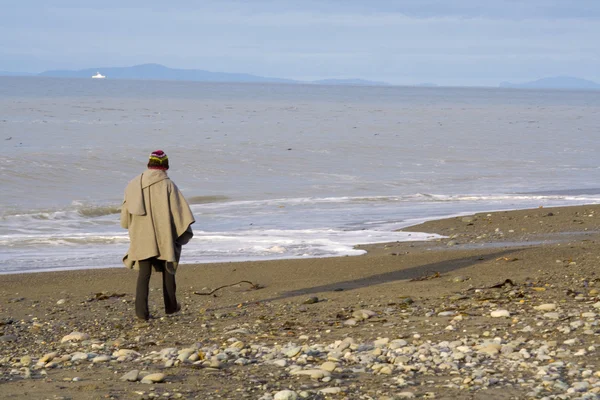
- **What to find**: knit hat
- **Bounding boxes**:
[147,150,169,170]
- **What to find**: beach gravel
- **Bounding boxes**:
[2,205,600,399]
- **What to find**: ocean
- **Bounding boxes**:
[1,77,600,274]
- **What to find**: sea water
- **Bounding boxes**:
[1,77,600,273]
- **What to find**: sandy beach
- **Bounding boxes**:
[2,204,600,399]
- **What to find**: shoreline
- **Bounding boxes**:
[2,203,600,399]
[3,200,598,276]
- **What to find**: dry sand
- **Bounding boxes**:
[2,204,600,399]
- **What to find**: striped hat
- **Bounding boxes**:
[148,150,169,170]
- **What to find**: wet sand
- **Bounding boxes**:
[2,204,600,399]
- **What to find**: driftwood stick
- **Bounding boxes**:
[193,280,262,296]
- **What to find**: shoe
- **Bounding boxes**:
[166,303,181,315]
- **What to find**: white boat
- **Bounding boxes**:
[91,72,106,79]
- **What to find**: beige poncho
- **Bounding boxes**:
[120,169,195,272]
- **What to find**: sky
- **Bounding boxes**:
[2,0,599,86]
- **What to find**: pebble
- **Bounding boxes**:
[274,390,298,400]
[290,369,331,379]
[490,310,510,318]
[320,361,337,372]
[543,312,561,320]
[61,332,90,343]
[140,373,166,384]
[319,387,342,394]
[71,352,90,361]
[92,355,111,363]
[121,370,140,382]
[535,303,557,311]
[285,346,302,358]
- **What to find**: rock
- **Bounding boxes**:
[302,297,319,304]
[272,359,287,367]
[438,311,457,317]
[374,338,390,347]
[92,355,111,363]
[389,339,408,349]
[113,349,140,358]
[20,355,32,366]
[61,332,90,343]
[285,346,302,358]
[176,349,195,362]
[352,309,376,320]
[319,387,342,394]
[56,299,67,305]
[379,366,393,374]
[320,361,337,372]
[140,373,166,384]
[344,319,358,326]
[39,352,58,363]
[290,369,331,379]
[230,341,245,350]
[490,310,510,318]
[396,393,416,399]
[274,390,298,400]
[535,303,557,311]
[543,312,560,320]
[120,370,140,382]
[70,352,89,361]
[0,334,17,342]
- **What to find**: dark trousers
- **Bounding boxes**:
[135,257,178,320]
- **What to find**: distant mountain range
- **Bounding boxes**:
[500,76,600,90]
[38,63,298,84]
[0,63,389,86]
[2,65,598,90]
[311,78,389,86]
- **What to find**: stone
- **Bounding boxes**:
[319,387,342,394]
[70,352,89,361]
[39,352,58,363]
[113,349,140,358]
[274,390,298,400]
[543,312,560,320]
[535,304,557,311]
[0,334,17,342]
[141,373,166,384]
[56,299,67,305]
[272,359,287,367]
[396,393,416,399]
[320,361,337,372]
[120,370,140,382]
[352,309,376,320]
[290,369,331,379]
[379,366,393,374]
[92,355,111,363]
[61,332,90,343]
[490,310,510,318]
[438,311,457,317]
[285,346,302,358]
